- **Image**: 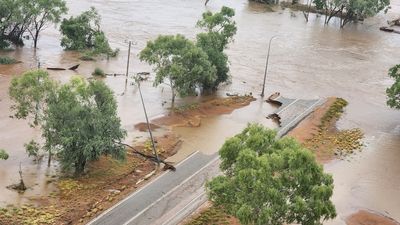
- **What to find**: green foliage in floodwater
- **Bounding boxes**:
[60,7,118,59]
[9,70,56,126]
[25,140,41,161]
[0,149,9,160]
[139,34,216,104]
[387,64,400,109]
[196,6,237,90]
[0,56,17,64]
[0,0,67,48]
[92,67,105,77]
[207,124,336,225]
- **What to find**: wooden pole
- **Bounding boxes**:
[261,35,278,97]
[124,41,132,93]
[137,81,160,165]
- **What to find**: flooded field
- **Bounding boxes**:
[1,0,400,223]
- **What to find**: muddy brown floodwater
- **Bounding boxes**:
[1,0,400,224]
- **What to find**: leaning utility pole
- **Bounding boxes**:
[261,35,278,97]
[124,41,132,94]
[137,80,160,165]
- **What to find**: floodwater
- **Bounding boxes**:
[1,0,400,223]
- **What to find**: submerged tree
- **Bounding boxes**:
[9,69,56,126]
[139,34,216,104]
[27,0,67,48]
[207,124,336,225]
[0,0,67,48]
[196,6,237,90]
[9,70,57,166]
[313,0,390,27]
[60,7,118,58]
[0,149,9,160]
[387,64,400,109]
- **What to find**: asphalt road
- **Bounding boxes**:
[87,151,217,225]
[87,97,324,225]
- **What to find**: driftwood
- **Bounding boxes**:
[117,142,176,171]
[47,67,66,71]
[47,64,80,71]
[380,26,400,34]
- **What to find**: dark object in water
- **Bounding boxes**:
[380,26,394,32]
[266,113,282,127]
[226,92,239,97]
[47,64,80,71]
[47,67,66,71]
[266,92,283,106]
[68,64,79,70]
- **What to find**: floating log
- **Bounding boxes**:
[380,26,394,32]
[47,67,66,71]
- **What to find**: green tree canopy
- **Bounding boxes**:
[60,7,117,58]
[27,0,67,48]
[43,77,126,175]
[9,70,126,175]
[0,149,9,160]
[313,0,390,27]
[0,0,67,48]
[196,6,237,89]
[387,64,400,109]
[207,124,336,225]
[139,34,216,104]
[9,69,56,126]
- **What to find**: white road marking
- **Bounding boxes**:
[275,98,299,114]
[86,150,200,225]
[122,156,220,225]
[278,99,324,137]
[161,189,207,225]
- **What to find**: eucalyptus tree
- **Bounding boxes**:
[196,6,237,90]
[27,0,67,48]
[9,70,126,175]
[139,34,216,104]
[207,124,336,225]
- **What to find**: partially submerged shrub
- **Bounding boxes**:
[0,56,18,64]
[92,67,105,77]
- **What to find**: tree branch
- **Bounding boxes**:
[116,141,176,171]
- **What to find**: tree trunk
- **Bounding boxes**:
[33,31,39,49]
[169,78,176,108]
[74,156,86,176]
[47,149,52,167]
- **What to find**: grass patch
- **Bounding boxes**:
[186,206,231,225]
[92,67,106,77]
[0,56,18,64]
[79,52,95,61]
[173,103,200,113]
[304,98,364,160]
[0,204,61,225]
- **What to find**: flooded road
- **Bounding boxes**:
[1,0,400,223]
